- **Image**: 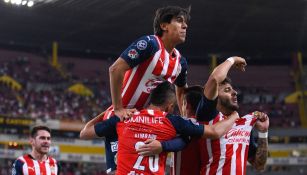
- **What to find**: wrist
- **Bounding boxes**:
[226,57,235,65]
[258,131,268,138]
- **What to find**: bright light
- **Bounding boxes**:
[27,0,33,7]
[15,0,22,5]
[21,0,27,5]
[4,0,10,3]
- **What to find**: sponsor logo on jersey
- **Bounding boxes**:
[128,49,139,59]
[136,40,147,50]
[111,141,118,152]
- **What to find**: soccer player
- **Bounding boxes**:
[137,57,268,175]
[81,6,191,173]
[196,57,269,174]
[12,125,60,175]
[80,81,240,175]
[108,5,190,119]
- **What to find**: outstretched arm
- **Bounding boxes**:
[80,116,119,139]
[202,111,239,139]
[205,56,246,100]
[80,111,105,138]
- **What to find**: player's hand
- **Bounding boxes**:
[114,108,137,121]
[231,56,247,72]
[253,111,269,132]
[136,139,162,156]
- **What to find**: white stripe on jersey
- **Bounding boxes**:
[19,157,29,175]
[46,160,51,175]
[217,123,227,175]
[33,159,40,175]
[121,65,138,98]
[168,49,181,82]
[230,143,239,175]
[127,50,161,107]
[205,119,215,175]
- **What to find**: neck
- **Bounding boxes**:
[160,35,176,53]
[217,105,233,116]
[30,149,47,161]
[147,104,165,112]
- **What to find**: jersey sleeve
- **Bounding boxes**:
[248,130,258,159]
[120,35,158,68]
[12,159,23,175]
[174,56,188,87]
[167,114,204,137]
[161,136,190,152]
[196,95,219,122]
[94,116,120,138]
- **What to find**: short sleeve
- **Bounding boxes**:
[196,95,219,122]
[120,35,159,68]
[174,56,188,87]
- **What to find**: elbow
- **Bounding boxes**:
[79,129,88,140]
[109,64,117,74]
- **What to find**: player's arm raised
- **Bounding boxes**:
[205,56,246,100]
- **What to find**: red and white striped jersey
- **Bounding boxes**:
[199,113,257,175]
[103,35,187,120]
[12,154,59,175]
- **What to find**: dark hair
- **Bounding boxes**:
[153,6,191,37]
[149,81,176,106]
[184,85,203,112]
[220,77,232,86]
[31,125,51,138]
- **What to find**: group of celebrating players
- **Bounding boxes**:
[12,5,269,175]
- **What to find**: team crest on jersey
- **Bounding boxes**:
[128,49,139,59]
[136,40,147,50]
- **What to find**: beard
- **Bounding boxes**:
[219,98,239,111]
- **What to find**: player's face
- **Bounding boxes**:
[31,130,51,155]
[162,15,188,44]
[218,83,239,111]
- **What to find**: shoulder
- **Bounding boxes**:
[135,35,160,51]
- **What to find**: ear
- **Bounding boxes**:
[160,23,168,32]
[29,137,34,145]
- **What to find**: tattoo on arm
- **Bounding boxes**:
[249,138,268,171]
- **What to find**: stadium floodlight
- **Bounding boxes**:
[15,0,22,5]
[4,0,10,3]
[27,0,33,7]
[21,0,27,5]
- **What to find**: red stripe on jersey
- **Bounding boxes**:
[39,161,47,175]
[152,49,165,76]
[236,144,243,175]
[163,51,176,80]
[222,144,233,175]
[152,37,165,76]
[243,145,249,175]
[122,56,153,107]
[122,69,133,91]
[49,157,56,175]
[250,117,257,126]
[134,92,150,110]
[24,155,36,175]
